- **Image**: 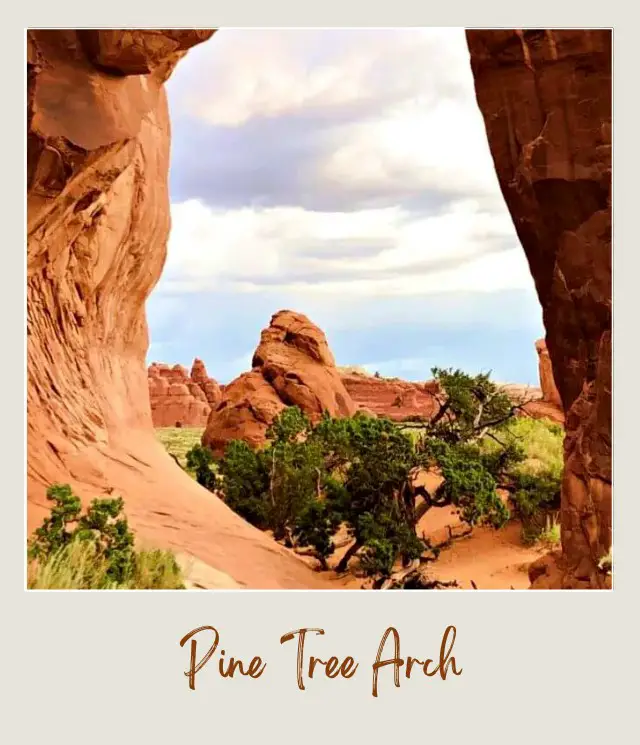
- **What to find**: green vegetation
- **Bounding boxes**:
[155,427,204,469]
[480,416,564,480]
[27,484,184,589]
[537,513,561,548]
[184,367,564,582]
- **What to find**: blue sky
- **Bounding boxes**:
[146,28,544,385]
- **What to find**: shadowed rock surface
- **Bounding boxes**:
[467,30,611,588]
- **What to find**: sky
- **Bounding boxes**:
[147,28,544,385]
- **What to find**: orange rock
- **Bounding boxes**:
[147,358,224,427]
[203,310,357,456]
[340,372,440,422]
[468,30,611,586]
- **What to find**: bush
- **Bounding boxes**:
[217,440,270,529]
[186,444,217,490]
[510,468,561,544]
[27,484,184,589]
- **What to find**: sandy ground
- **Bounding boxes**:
[419,507,545,589]
[292,504,546,591]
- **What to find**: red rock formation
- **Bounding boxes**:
[190,358,222,407]
[535,338,562,408]
[467,30,611,588]
[27,30,334,589]
[147,362,211,427]
[146,358,222,427]
[340,373,440,421]
[203,310,357,456]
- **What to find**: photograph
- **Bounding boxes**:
[26,27,612,591]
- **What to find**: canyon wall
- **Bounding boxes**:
[27,30,334,589]
[466,30,612,588]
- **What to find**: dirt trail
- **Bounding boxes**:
[417,507,544,589]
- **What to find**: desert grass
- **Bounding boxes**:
[27,540,185,590]
[155,427,204,468]
[402,417,564,477]
[482,417,564,478]
[537,512,561,548]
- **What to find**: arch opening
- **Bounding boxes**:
[26,29,611,589]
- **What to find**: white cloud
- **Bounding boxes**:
[320,97,499,201]
[175,28,471,128]
[159,198,532,299]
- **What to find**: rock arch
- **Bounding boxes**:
[26,29,611,588]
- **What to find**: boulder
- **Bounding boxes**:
[203,310,357,456]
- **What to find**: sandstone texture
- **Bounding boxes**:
[340,372,440,421]
[27,30,335,589]
[203,311,357,456]
[467,30,611,588]
[147,359,221,427]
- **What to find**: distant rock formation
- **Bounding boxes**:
[203,310,357,456]
[148,359,221,427]
[340,372,440,421]
[535,339,562,408]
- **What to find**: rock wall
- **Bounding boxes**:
[27,30,334,589]
[203,310,357,455]
[466,30,612,588]
[148,360,221,427]
[340,373,440,421]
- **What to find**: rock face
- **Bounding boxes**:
[27,30,335,589]
[147,360,221,427]
[203,311,357,455]
[467,30,611,588]
[340,373,440,421]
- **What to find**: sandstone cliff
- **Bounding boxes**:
[467,30,611,588]
[340,372,440,421]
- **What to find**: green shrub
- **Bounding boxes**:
[186,444,217,490]
[510,468,561,544]
[217,440,270,529]
[156,427,204,469]
[27,484,184,589]
[188,367,565,581]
